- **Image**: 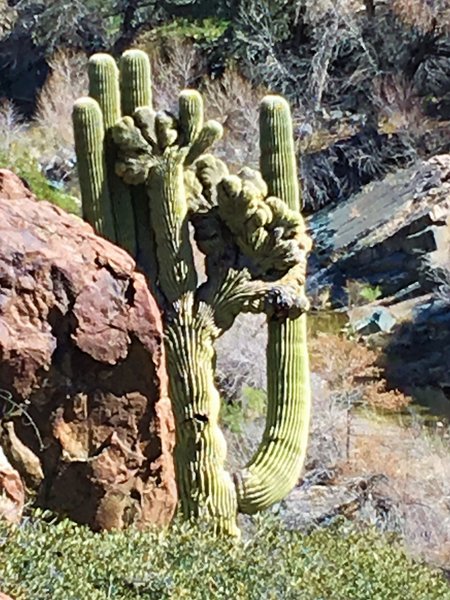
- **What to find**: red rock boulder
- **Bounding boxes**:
[0,170,177,530]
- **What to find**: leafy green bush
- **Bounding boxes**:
[0,152,80,215]
[1,511,449,600]
[149,17,229,44]
[220,386,266,433]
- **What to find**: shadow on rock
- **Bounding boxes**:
[382,298,450,418]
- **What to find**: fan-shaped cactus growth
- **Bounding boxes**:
[73,50,312,536]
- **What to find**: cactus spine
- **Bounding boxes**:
[73,51,311,536]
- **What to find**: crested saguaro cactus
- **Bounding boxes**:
[73,50,312,536]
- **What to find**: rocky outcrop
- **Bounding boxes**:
[0,169,177,530]
[308,154,450,305]
[301,127,416,212]
[307,155,450,414]
[383,297,450,412]
[0,444,24,524]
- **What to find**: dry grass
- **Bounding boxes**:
[147,39,206,112]
[216,314,267,402]
[307,374,350,470]
[310,333,411,412]
[345,414,450,567]
[314,331,450,566]
[203,69,264,169]
[0,99,27,157]
[309,331,450,566]
[0,0,16,38]
[34,50,88,163]
[392,0,450,32]
[372,73,426,134]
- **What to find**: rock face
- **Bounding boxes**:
[383,297,450,412]
[308,155,450,412]
[308,154,450,304]
[301,128,415,212]
[0,169,177,530]
[0,444,24,524]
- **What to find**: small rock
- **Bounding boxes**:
[330,109,344,121]
[0,446,24,524]
[353,307,396,335]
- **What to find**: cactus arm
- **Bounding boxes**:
[72,97,115,240]
[234,96,312,514]
[87,53,137,256]
[179,90,204,145]
[119,50,152,117]
[259,96,300,210]
[117,50,156,274]
[185,121,224,166]
[88,53,121,130]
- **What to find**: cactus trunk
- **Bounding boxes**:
[165,301,239,536]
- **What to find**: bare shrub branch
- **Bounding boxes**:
[203,69,263,168]
[34,50,88,157]
[0,99,27,156]
[149,39,206,111]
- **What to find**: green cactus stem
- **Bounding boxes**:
[119,50,152,117]
[73,50,312,536]
[88,53,121,130]
[234,96,311,513]
[118,50,155,274]
[87,53,136,255]
[179,90,204,144]
[72,97,115,239]
[165,296,239,537]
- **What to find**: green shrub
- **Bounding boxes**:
[0,152,80,215]
[1,511,449,600]
[155,17,229,43]
[220,386,266,434]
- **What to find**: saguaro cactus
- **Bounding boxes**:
[73,51,312,536]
